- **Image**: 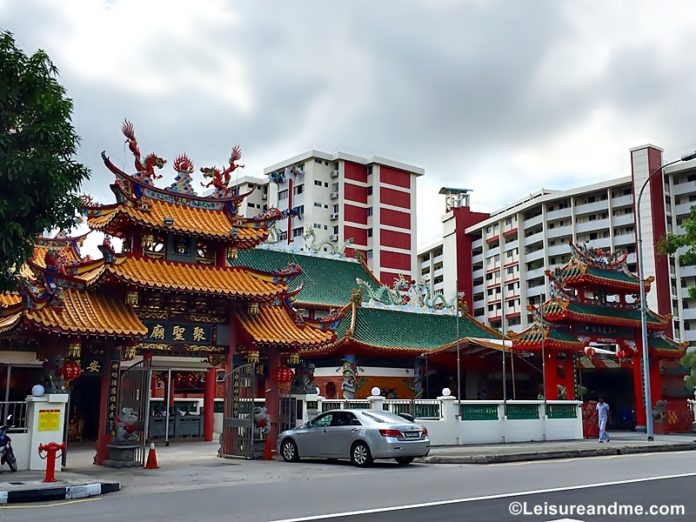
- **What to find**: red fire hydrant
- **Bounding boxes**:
[38,442,65,483]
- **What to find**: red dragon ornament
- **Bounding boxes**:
[121,120,167,185]
[200,145,245,196]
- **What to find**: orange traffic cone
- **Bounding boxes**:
[144,442,159,469]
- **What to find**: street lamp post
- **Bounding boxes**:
[636,151,696,441]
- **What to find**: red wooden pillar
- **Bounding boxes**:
[543,352,558,400]
[563,355,575,400]
[203,367,216,441]
[95,346,119,465]
[264,347,280,459]
[649,356,663,404]
[632,353,646,429]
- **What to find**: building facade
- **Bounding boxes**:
[228,175,270,218]
[264,151,423,285]
[417,144,696,346]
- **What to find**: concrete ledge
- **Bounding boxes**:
[419,442,696,464]
[0,481,120,505]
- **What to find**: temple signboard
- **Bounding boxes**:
[142,320,216,346]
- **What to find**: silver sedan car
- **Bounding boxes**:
[277,409,430,466]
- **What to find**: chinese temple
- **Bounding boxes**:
[0,121,335,463]
[510,242,691,433]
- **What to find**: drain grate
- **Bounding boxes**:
[9,481,25,485]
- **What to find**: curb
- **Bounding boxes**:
[0,482,120,505]
[420,442,696,464]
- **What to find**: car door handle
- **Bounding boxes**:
[322,429,329,433]
[351,428,359,432]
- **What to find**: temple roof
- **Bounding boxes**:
[548,260,649,294]
[305,301,499,356]
[235,302,335,350]
[541,298,668,329]
[0,293,21,309]
[75,255,285,300]
[230,248,379,308]
[510,323,583,351]
[25,289,147,337]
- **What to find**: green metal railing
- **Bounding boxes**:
[546,404,577,419]
[505,404,539,420]
[460,404,499,420]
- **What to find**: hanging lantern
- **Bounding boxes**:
[584,347,596,357]
[273,366,295,384]
[246,349,260,364]
[616,350,627,359]
[67,340,81,359]
[62,360,81,381]
[287,352,300,366]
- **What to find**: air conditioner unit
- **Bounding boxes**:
[330,170,339,178]
[330,234,339,242]
[330,213,339,220]
[330,192,339,200]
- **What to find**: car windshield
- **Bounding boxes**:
[361,411,413,424]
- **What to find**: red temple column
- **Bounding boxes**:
[632,353,646,429]
[203,367,216,442]
[543,352,558,400]
[95,346,120,465]
[264,347,281,459]
[563,355,575,400]
[649,356,663,404]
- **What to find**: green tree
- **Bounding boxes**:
[0,31,90,290]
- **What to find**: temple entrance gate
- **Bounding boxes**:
[220,362,257,459]
[115,360,150,466]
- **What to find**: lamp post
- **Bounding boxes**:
[636,151,696,441]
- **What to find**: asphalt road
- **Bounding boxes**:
[2,451,695,522]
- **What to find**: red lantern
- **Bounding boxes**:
[616,350,627,359]
[62,360,81,381]
[273,367,294,384]
[584,347,596,357]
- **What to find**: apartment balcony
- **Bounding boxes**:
[682,308,696,321]
[502,238,519,250]
[472,253,483,264]
[575,218,610,234]
[546,208,572,222]
[523,214,544,229]
[473,268,484,279]
[524,231,544,246]
[547,244,570,257]
[611,213,634,227]
[680,264,696,278]
[610,194,633,208]
[574,200,610,215]
[474,299,485,310]
[683,330,696,343]
[473,283,484,295]
[525,249,545,262]
[486,245,501,258]
[526,285,546,298]
[587,237,611,249]
[547,225,573,239]
[613,233,636,247]
[672,183,696,197]
[674,202,695,217]
[526,267,546,280]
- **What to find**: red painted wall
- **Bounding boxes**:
[380,229,411,250]
[344,204,368,224]
[380,165,411,189]
[381,250,411,271]
[380,187,410,209]
[380,208,411,229]
[454,207,490,312]
[380,270,403,286]
[344,161,368,183]
[344,225,368,246]
[344,183,368,203]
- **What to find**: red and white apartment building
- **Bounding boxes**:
[263,151,423,284]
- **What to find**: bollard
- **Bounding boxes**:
[38,442,65,483]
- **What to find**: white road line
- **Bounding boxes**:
[268,472,696,522]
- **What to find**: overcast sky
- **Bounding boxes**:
[4,0,696,252]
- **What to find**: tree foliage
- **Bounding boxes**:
[0,31,90,290]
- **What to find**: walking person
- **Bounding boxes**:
[596,397,611,443]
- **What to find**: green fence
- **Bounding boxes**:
[460,404,499,420]
[505,404,539,420]
[546,404,577,419]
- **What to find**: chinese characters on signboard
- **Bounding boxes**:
[142,321,214,345]
[107,358,120,435]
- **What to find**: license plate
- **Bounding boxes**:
[403,431,420,439]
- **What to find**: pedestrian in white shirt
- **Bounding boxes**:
[596,397,611,443]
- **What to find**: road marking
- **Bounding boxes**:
[0,497,101,509]
[269,472,696,521]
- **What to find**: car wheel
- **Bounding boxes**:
[395,457,414,466]
[280,439,299,462]
[350,441,373,467]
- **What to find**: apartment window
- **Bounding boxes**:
[332,183,339,192]
[324,225,327,230]
[314,180,322,186]
[248,203,255,208]
[367,250,373,259]
[279,231,288,241]
[367,229,373,238]
[324,182,329,187]
[314,202,322,208]
[367,208,373,217]
[367,187,373,196]
[333,226,339,234]
[367,166,373,175]
[506,267,514,275]
[313,223,321,229]
[292,227,303,238]
[333,204,339,213]
[278,189,289,200]
[294,184,304,195]
[589,233,597,240]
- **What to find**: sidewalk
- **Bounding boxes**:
[421,432,696,464]
[0,469,120,505]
